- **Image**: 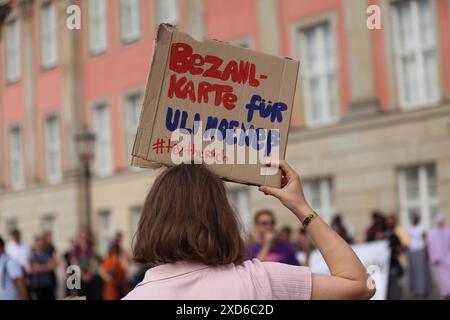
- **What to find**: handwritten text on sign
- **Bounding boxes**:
[164,43,289,157]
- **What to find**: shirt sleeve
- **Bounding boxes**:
[6,259,24,280]
[262,262,312,300]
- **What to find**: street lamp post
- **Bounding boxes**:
[76,127,96,232]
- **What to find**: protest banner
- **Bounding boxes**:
[307,240,391,300]
[131,24,299,187]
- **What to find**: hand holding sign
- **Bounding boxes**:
[259,161,313,220]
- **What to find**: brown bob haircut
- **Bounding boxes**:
[133,164,245,266]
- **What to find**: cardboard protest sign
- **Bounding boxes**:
[132,24,299,187]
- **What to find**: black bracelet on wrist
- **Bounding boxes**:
[302,211,318,229]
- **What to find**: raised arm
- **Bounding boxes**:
[259,161,376,300]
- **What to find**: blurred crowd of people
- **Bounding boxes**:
[0,228,148,300]
[0,230,58,300]
[1,209,449,300]
[244,209,450,300]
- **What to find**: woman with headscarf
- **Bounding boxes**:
[427,213,450,299]
[406,212,433,298]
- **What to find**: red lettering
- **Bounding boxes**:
[239,61,250,84]
[168,74,237,110]
[183,81,196,103]
[203,55,223,79]
[212,84,232,107]
[168,74,187,99]
[168,42,263,109]
[169,43,192,74]
[223,92,238,110]
[169,43,263,88]
[221,60,240,83]
[249,64,260,87]
[198,82,212,104]
[190,54,204,75]
[168,74,195,102]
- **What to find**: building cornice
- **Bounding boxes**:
[289,104,450,142]
[0,176,78,199]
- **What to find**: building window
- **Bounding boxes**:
[130,206,142,238]
[298,21,338,127]
[88,0,107,55]
[120,0,141,43]
[392,0,439,108]
[8,126,25,191]
[155,0,179,25]
[5,18,21,83]
[44,115,62,184]
[41,215,58,245]
[229,189,251,232]
[92,103,113,177]
[124,93,143,163]
[398,164,438,230]
[303,178,334,223]
[40,1,58,69]
[98,210,113,257]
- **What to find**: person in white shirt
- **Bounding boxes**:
[0,236,28,300]
[6,229,31,274]
[406,213,433,298]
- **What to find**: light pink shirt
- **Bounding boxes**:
[123,259,312,300]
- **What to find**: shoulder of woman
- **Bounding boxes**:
[241,259,310,278]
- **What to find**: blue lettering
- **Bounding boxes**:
[166,107,180,132]
[245,95,288,123]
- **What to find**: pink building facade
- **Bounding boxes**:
[0,0,449,252]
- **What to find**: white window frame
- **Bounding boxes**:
[123,92,143,165]
[40,1,58,69]
[43,114,62,184]
[297,20,339,127]
[88,0,108,55]
[5,18,21,83]
[155,0,180,25]
[391,0,439,109]
[92,101,113,177]
[8,125,25,191]
[303,178,334,223]
[398,164,438,230]
[120,0,141,44]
